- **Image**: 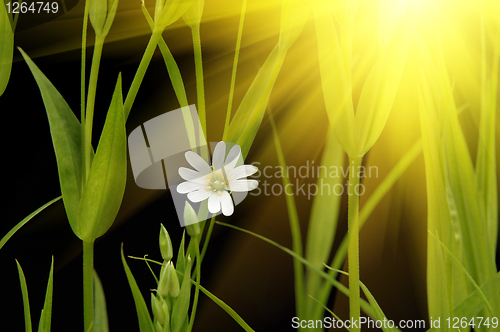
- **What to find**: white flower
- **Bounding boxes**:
[176,141,259,216]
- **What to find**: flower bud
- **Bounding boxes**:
[151,293,165,326]
[183,202,200,237]
[158,261,180,298]
[159,224,173,262]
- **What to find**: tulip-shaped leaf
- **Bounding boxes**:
[279,0,311,51]
[101,0,119,37]
[19,48,83,230]
[77,75,126,241]
[182,0,204,29]
[355,0,419,155]
[121,245,155,332]
[89,0,108,35]
[171,257,193,332]
[312,0,357,157]
[158,0,194,30]
[0,2,14,96]
[225,44,286,158]
[37,257,54,332]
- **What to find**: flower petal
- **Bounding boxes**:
[187,189,212,203]
[208,193,222,213]
[220,191,234,216]
[179,167,208,184]
[227,165,258,182]
[224,145,241,169]
[212,141,226,171]
[185,151,212,174]
[177,181,205,194]
[228,179,259,192]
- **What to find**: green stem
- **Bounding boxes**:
[200,216,215,262]
[81,0,89,181]
[84,34,105,178]
[222,0,247,140]
[124,29,163,121]
[187,237,202,332]
[347,155,362,332]
[83,240,94,332]
[192,25,206,138]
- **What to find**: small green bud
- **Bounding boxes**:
[158,261,180,298]
[154,320,163,332]
[159,224,173,261]
[183,202,200,237]
[151,293,165,326]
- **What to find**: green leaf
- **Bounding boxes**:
[158,0,194,30]
[312,0,357,157]
[77,75,127,241]
[0,0,14,96]
[355,0,419,155]
[89,0,107,35]
[101,0,119,36]
[279,0,311,51]
[176,232,186,277]
[225,44,286,158]
[94,271,109,332]
[171,257,193,332]
[454,272,500,319]
[37,256,54,332]
[0,196,61,251]
[182,0,204,29]
[121,244,155,332]
[305,128,344,319]
[19,48,83,232]
[16,260,32,332]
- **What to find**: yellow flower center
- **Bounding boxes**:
[206,170,229,195]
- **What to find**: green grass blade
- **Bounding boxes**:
[428,231,494,316]
[16,260,32,332]
[305,128,344,319]
[312,0,357,157]
[356,0,419,155]
[0,196,61,251]
[121,244,155,332]
[171,257,193,332]
[0,0,14,96]
[37,257,54,332]
[19,48,83,232]
[215,221,377,319]
[93,271,109,332]
[77,75,127,241]
[225,44,286,158]
[454,272,500,319]
[325,267,400,332]
[268,110,305,316]
[279,0,311,51]
[194,283,254,332]
[307,295,347,331]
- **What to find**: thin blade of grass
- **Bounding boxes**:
[19,48,83,231]
[93,271,109,332]
[307,295,347,331]
[305,127,344,319]
[0,0,14,96]
[171,257,193,332]
[77,75,127,241]
[215,221,377,319]
[0,196,61,251]
[37,256,54,332]
[121,244,155,332]
[454,272,500,319]
[16,260,32,332]
[268,109,304,316]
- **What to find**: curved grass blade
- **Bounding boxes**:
[0,196,61,251]
[16,260,32,332]
[215,221,377,319]
[0,0,14,96]
[37,256,54,332]
[305,128,344,320]
[77,75,127,241]
[121,244,155,332]
[19,48,83,231]
[454,272,500,319]
[94,271,109,332]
